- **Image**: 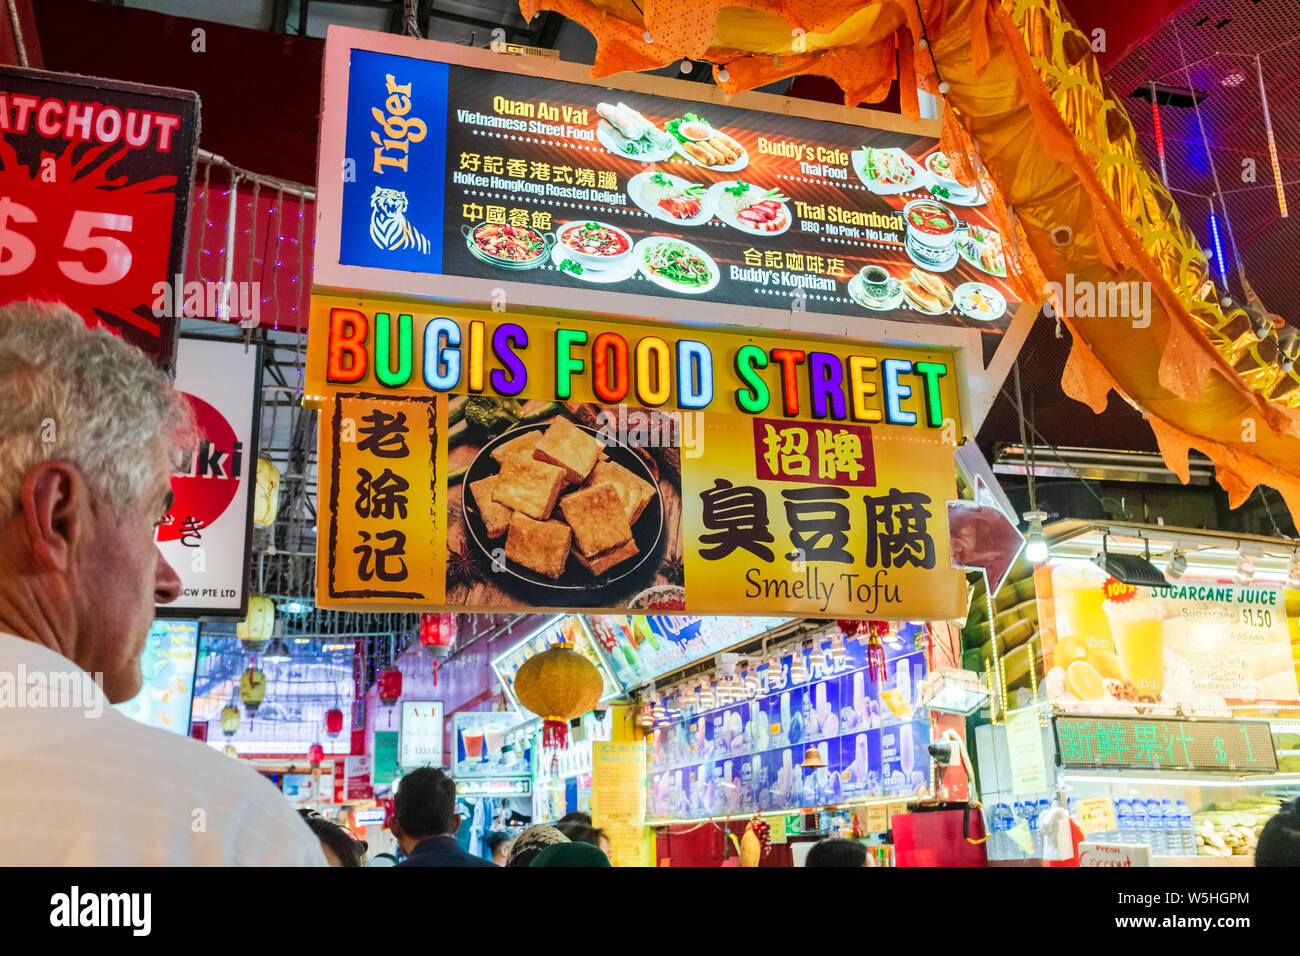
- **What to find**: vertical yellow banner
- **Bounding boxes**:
[317,392,447,607]
[592,740,651,868]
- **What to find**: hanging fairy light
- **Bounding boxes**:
[1256,55,1288,219]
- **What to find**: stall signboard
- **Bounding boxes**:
[157,337,261,617]
[1078,842,1151,867]
[344,755,374,801]
[305,294,966,620]
[1055,715,1278,773]
[1038,560,1300,717]
[451,710,532,795]
[648,628,929,820]
[1004,706,1049,796]
[398,700,444,768]
[592,740,651,867]
[0,65,199,366]
[114,619,199,734]
[372,730,401,786]
[584,614,789,689]
[315,29,1033,422]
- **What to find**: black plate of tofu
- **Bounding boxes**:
[461,418,665,602]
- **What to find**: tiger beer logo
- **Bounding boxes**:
[1102,577,1137,603]
[156,392,243,547]
[371,73,426,174]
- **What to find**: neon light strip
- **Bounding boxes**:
[1257,56,1288,219]
[1209,207,1227,284]
[1151,83,1168,186]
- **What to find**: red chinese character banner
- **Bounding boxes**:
[0,65,199,365]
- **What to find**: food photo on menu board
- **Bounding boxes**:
[336,50,1019,336]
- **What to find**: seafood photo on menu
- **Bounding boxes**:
[463,222,552,270]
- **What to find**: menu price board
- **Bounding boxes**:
[1054,716,1278,773]
[316,29,1025,354]
[0,65,199,366]
[307,295,966,620]
[584,614,790,689]
[591,740,650,868]
[1040,560,1300,717]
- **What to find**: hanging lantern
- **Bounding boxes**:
[512,641,603,752]
[866,621,889,682]
[788,647,808,685]
[377,668,403,706]
[220,704,241,737]
[635,701,655,731]
[766,656,784,691]
[308,742,325,766]
[829,635,848,670]
[419,613,456,685]
[237,595,275,650]
[652,698,667,723]
[324,707,345,738]
[742,663,759,697]
[239,661,266,713]
[253,457,281,528]
[697,679,716,710]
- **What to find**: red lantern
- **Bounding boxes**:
[308,743,325,766]
[377,668,403,706]
[419,613,455,684]
[838,619,888,681]
[324,708,345,738]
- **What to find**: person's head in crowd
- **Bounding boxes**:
[805,838,871,867]
[556,821,612,856]
[557,811,592,827]
[487,830,514,866]
[0,301,190,701]
[506,825,569,867]
[390,768,458,854]
[298,809,367,867]
[529,841,611,868]
[1256,800,1300,866]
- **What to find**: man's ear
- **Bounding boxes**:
[20,461,84,573]
[451,812,461,835]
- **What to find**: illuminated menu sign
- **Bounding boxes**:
[316,30,1022,344]
[1054,716,1278,773]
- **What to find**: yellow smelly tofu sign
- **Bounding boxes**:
[305,293,965,620]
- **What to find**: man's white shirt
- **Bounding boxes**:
[0,633,327,866]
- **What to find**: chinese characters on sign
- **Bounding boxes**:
[1054,716,1277,772]
[323,393,445,603]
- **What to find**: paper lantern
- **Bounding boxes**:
[253,457,281,528]
[377,668,403,706]
[240,664,266,713]
[418,613,455,659]
[512,641,603,751]
[238,595,275,650]
[324,708,345,738]
[308,743,325,766]
[220,704,241,737]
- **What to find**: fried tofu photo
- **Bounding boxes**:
[492,457,567,520]
[532,418,602,484]
[573,537,640,575]
[560,482,633,557]
[468,475,513,538]
[490,430,542,465]
[505,514,572,579]
[583,460,654,524]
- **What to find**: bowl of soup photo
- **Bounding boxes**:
[902,198,963,253]
[556,220,634,268]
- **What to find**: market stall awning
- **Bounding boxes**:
[523,0,1300,522]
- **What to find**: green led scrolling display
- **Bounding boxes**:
[1053,716,1278,773]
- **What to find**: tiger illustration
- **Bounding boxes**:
[369,187,432,254]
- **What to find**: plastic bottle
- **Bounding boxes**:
[1026,800,1042,858]
[1164,801,1185,858]
[1114,799,1132,843]
[1143,800,1161,853]
[992,802,1016,860]
[1177,800,1196,856]
[1131,800,1149,847]
[1036,799,1052,857]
